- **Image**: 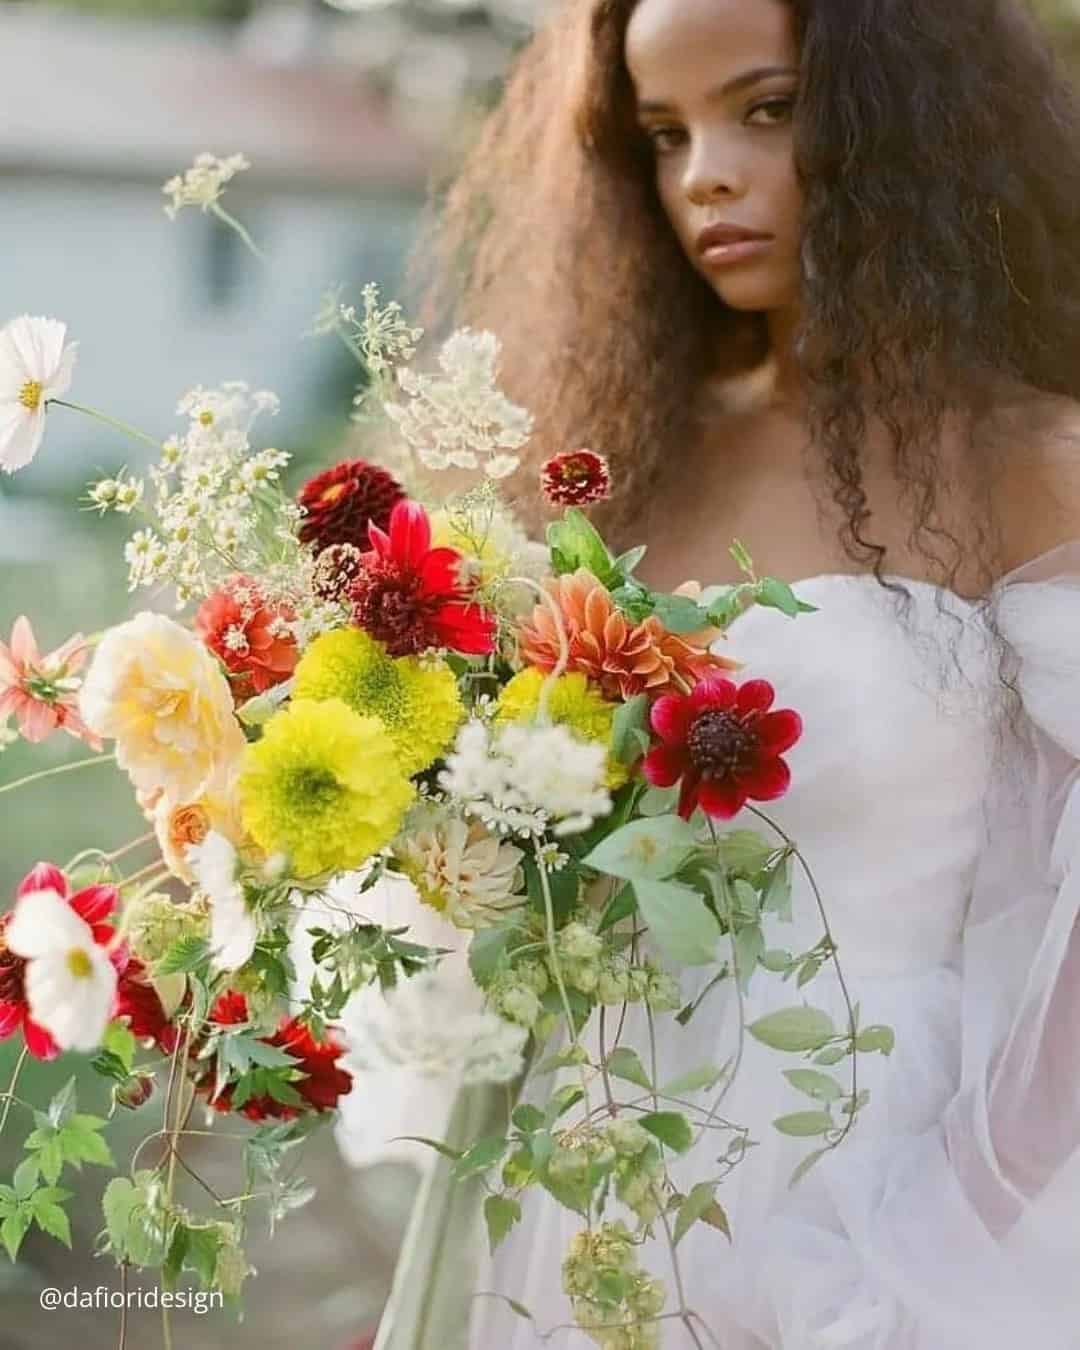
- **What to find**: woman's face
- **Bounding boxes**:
[625,0,802,314]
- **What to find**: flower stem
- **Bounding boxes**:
[0,752,116,797]
[209,202,267,263]
[0,1047,29,1138]
[48,399,162,452]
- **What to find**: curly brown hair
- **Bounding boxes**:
[404,0,1080,606]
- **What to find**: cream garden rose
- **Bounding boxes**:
[79,611,246,800]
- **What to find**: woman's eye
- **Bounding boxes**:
[644,126,686,153]
[746,97,795,127]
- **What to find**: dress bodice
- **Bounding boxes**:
[716,573,999,977]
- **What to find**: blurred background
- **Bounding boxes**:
[1,0,1078,1346]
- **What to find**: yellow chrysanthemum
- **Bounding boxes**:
[238,698,413,878]
[496,668,628,789]
[292,628,463,776]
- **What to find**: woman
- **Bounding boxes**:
[364,1,1080,1345]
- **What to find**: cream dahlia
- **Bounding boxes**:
[395,811,523,930]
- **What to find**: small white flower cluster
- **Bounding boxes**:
[383,329,532,481]
[90,381,301,609]
[439,718,612,838]
[162,152,250,220]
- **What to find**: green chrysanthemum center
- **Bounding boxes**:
[285,766,343,812]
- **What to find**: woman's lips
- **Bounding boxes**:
[699,237,773,266]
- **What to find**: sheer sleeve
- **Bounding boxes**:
[943,539,1080,1250]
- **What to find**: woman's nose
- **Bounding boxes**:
[682,139,746,205]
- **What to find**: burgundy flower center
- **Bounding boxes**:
[350,558,441,656]
[0,934,27,1008]
[686,708,758,780]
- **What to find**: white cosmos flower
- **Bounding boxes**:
[0,316,78,474]
[6,889,116,1052]
[188,830,257,973]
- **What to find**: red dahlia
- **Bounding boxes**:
[297,458,405,555]
[114,957,179,1053]
[194,574,298,704]
[199,991,353,1122]
[0,862,125,1061]
[540,449,611,508]
[643,677,803,820]
[349,499,496,657]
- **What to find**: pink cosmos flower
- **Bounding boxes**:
[0,616,101,748]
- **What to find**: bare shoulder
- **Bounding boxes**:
[989,387,1080,572]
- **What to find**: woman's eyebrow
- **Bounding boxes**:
[636,64,798,115]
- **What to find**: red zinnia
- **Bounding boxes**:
[194,574,298,704]
[540,449,611,508]
[297,458,405,555]
[0,862,125,1061]
[349,499,497,657]
[643,677,803,820]
[199,991,353,1122]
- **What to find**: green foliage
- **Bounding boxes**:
[633,879,722,966]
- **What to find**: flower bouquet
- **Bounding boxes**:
[0,159,894,1349]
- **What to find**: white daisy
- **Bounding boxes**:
[188,830,258,973]
[0,316,78,473]
[5,889,117,1052]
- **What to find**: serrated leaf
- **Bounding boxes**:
[102,1177,138,1258]
[451,1136,508,1182]
[185,1226,222,1288]
[605,1047,652,1091]
[659,1063,726,1098]
[61,1116,113,1168]
[633,880,721,967]
[154,935,212,977]
[748,1006,835,1053]
[36,1139,64,1184]
[638,1111,693,1154]
[782,1068,843,1103]
[102,1021,137,1073]
[33,1200,71,1247]
[1,1209,30,1261]
[773,1110,834,1137]
[483,1194,522,1254]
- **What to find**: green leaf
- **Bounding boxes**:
[1,1209,31,1262]
[468,923,515,988]
[813,1044,850,1066]
[609,695,650,767]
[60,1115,113,1168]
[597,883,637,933]
[451,1136,509,1182]
[546,508,616,583]
[638,1111,693,1154]
[633,880,721,966]
[788,1147,830,1189]
[637,784,679,817]
[733,922,765,992]
[855,1025,895,1055]
[12,1158,38,1200]
[773,1110,834,1137]
[102,1177,138,1259]
[585,817,699,884]
[605,1047,652,1092]
[36,1140,64,1185]
[730,879,761,921]
[762,857,793,921]
[715,830,775,877]
[155,935,212,977]
[511,1104,545,1133]
[483,1195,522,1254]
[33,1200,71,1248]
[102,1022,137,1073]
[748,1006,836,1053]
[674,1181,730,1246]
[388,1136,465,1162]
[612,545,647,578]
[47,1077,78,1129]
[782,1069,843,1103]
[796,957,823,989]
[544,1085,585,1127]
[163,1222,189,1286]
[650,593,709,634]
[185,1225,223,1287]
[729,539,755,576]
[755,577,803,617]
[761,948,794,973]
[659,1063,726,1098]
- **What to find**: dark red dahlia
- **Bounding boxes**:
[540,449,611,508]
[199,992,352,1122]
[349,499,496,657]
[297,458,405,555]
[643,677,803,820]
[114,957,179,1053]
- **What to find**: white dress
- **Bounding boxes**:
[349,541,1080,1350]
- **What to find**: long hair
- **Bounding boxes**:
[405,0,1080,607]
